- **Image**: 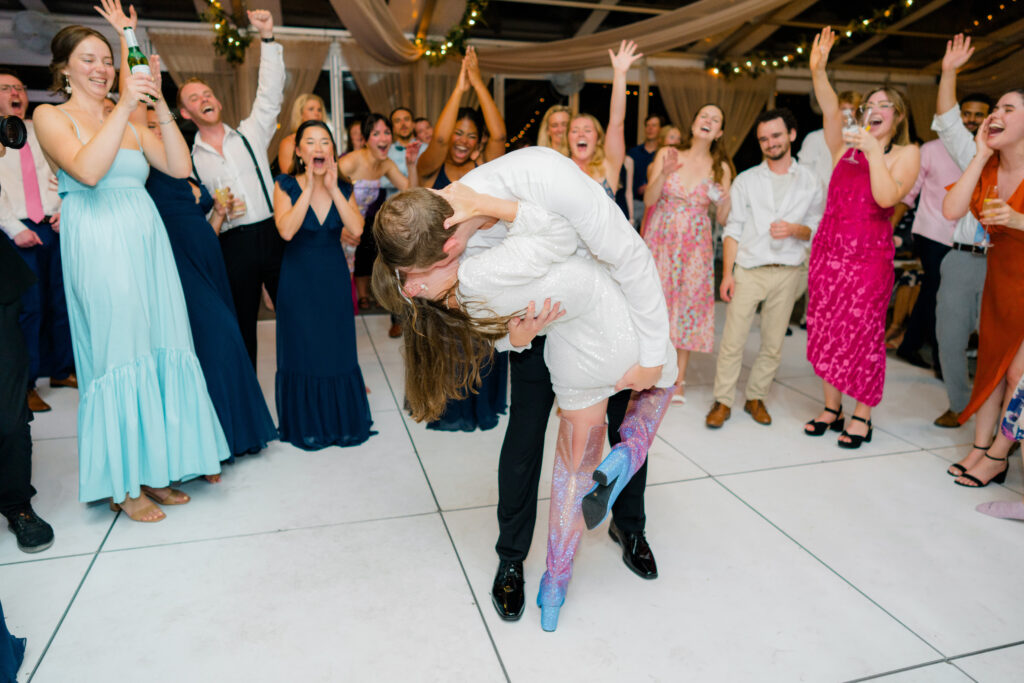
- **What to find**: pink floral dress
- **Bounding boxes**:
[643,173,719,353]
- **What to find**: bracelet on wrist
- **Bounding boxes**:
[261,36,275,43]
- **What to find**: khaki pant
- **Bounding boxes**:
[713,264,802,407]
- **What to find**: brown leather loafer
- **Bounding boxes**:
[27,388,51,413]
[705,401,731,428]
[49,373,77,389]
[388,322,403,338]
[933,409,960,428]
[744,399,772,425]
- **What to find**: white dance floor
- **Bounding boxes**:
[4,305,1024,682]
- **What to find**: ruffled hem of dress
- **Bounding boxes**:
[427,406,506,433]
[276,368,375,451]
[77,347,228,503]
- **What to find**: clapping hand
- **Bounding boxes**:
[942,33,974,73]
[609,40,642,73]
[247,9,274,39]
[508,299,566,348]
[809,27,836,72]
[464,46,485,90]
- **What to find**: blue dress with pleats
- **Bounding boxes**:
[146,169,278,457]
[57,112,228,502]
[274,174,374,449]
[0,598,25,683]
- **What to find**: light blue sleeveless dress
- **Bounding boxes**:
[56,110,228,502]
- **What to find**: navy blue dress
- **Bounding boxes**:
[146,169,278,457]
[429,167,508,432]
[274,174,374,449]
[0,598,25,682]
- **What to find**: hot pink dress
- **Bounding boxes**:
[643,174,719,353]
[807,149,894,407]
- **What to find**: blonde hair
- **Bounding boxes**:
[863,87,910,147]
[838,90,864,109]
[570,113,607,179]
[657,125,681,148]
[289,93,325,133]
[537,105,573,156]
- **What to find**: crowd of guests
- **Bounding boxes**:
[0,0,1023,651]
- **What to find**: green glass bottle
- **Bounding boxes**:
[123,27,155,101]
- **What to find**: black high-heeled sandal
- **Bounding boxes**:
[947,443,991,477]
[805,406,844,436]
[955,451,1009,488]
[838,415,872,449]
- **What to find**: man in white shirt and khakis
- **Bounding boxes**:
[0,69,76,414]
[707,109,825,428]
[177,9,284,367]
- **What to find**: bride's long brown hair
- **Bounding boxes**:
[371,189,514,423]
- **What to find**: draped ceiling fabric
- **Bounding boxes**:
[959,48,1024,98]
[331,0,792,74]
[654,67,776,157]
[906,83,939,143]
[150,31,330,162]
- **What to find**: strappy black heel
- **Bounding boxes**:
[838,415,872,449]
[947,443,991,477]
[804,406,844,436]
[955,450,1009,488]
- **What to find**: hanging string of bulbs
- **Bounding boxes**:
[202,0,253,65]
[416,0,489,66]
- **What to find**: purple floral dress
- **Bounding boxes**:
[643,174,719,353]
[1003,375,1024,441]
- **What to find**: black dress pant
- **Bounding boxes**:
[0,301,35,515]
[899,235,952,357]
[495,336,647,563]
[219,218,285,367]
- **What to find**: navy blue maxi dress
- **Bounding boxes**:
[146,169,278,458]
[274,174,374,450]
[428,167,508,432]
[0,598,25,682]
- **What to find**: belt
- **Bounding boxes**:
[751,263,797,269]
[952,242,988,256]
[224,217,275,234]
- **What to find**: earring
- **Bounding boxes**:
[63,75,71,94]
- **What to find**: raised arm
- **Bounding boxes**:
[464,47,506,162]
[418,59,471,180]
[939,34,973,117]
[809,28,844,161]
[603,41,642,182]
[278,134,296,174]
[238,10,284,143]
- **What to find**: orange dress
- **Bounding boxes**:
[959,155,1024,423]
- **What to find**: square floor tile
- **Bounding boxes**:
[721,451,1024,654]
[954,643,1024,681]
[31,516,504,682]
[871,662,971,682]
[444,479,937,681]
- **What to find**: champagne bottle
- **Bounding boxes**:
[123,27,155,101]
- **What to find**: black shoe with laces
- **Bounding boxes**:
[609,520,658,579]
[4,504,54,553]
[491,560,525,621]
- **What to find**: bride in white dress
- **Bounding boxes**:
[372,147,676,631]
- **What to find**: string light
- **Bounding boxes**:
[203,0,252,65]
[420,0,489,66]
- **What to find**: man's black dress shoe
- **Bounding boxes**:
[608,520,657,579]
[4,504,54,553]
[491,560,525,620]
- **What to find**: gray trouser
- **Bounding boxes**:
[935,249,987,413]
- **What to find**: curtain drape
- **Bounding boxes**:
[653,67,776,157]
[150,31,330,162]
[330,0,791,73]
[960,48,1024,97]
[906,83,939,143]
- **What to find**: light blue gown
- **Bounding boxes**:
[56,110,228,502]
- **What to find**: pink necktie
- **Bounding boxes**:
[20,143,45,224]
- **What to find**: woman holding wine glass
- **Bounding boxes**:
[942,85,1024,488]
[803,26,920,448]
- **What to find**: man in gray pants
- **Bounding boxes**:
[931,38,991,427]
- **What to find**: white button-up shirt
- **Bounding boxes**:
[723,159,825,269]
[190,41,284,230]
[381,140,424,196]
[0,121,61,238]
[462,147,670,367]
[797,128,833,193]
[932,105,986,246]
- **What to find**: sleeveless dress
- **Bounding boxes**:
[959,155,1024,423]
[350,178,384,279]
[274,174,375,449]
[57,112,227,501]
[428,161,509,432]
[0,598,25,683]
[806,149,895,407]
[642,173,719,353]
[146,169,278,457]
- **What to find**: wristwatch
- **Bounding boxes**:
[261,36,275,43]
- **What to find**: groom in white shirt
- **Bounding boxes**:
[706,109,825,428]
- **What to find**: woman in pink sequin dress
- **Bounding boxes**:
[643,104,734,401]
[804,28,920,447]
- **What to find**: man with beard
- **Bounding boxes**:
[177,9,284,367]
[706,109,824,428]
[0,69,75,414]
[892,91,991,379]
[930,35,994,428]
